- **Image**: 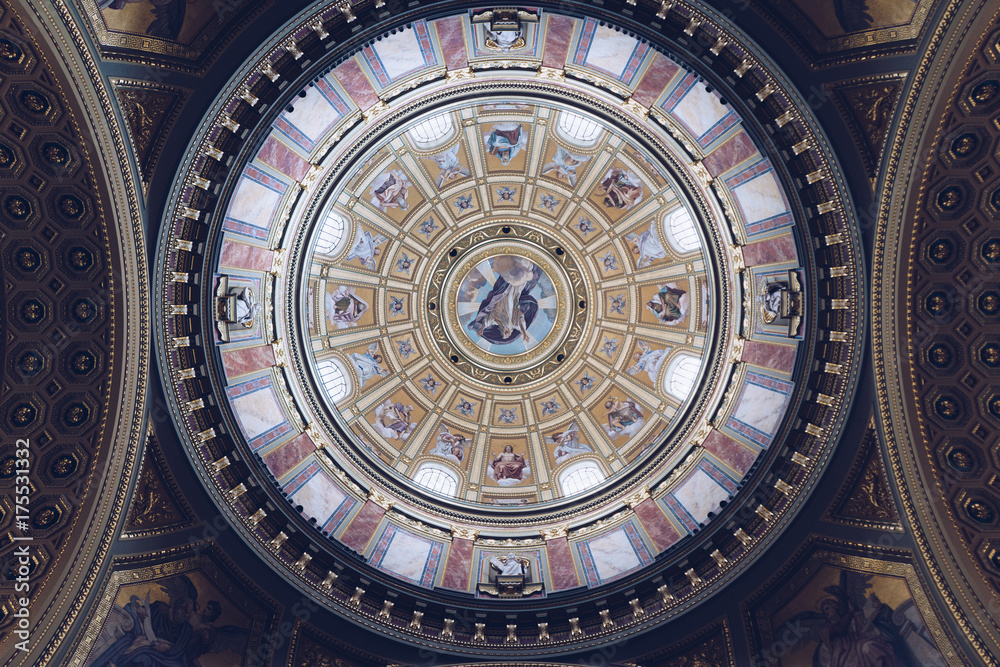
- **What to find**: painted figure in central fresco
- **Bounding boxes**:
[467,256,542,345]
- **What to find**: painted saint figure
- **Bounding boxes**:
[369,169,411,212]
[467,256,542,345]
[345,229,388,271]
[326,285,369,329]
[430,424,467,464]
[373,399,415,441]
[646,283,689,326]
[484,123,528,165]
[488,444,529,485]
[626,340,668,383]
[598,168,644,210]
[602,396,645,439]
[625,227,667,268]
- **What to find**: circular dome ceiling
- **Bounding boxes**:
[298,95,725,513]
[155,1,862,655]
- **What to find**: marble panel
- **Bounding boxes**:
[340,500,385,552]
[219,239,273,272]
[257,135,312,181]
[730,377,791,442]
[742,234,798,266]
[741,340,797,374]
[228,175,283,227]
[584,527,642,583]
[633,497,682,552]
[582,24,639,79]
[441,537,474,590]
[377,528,433,583]
[542,15,576,68]
[732,170,789,225]
[333,59,380,110]
[281,88,342,148]
[290,470,347,524]
[262,431,314,479]
[222,344,275,379]
[703,129,759,177]
[546,537,580,590]
[230,384,285,442]
[369,26,426,81]
[630,52,681,107]
[671,80,731,139]
[434,16,467,70]
[672,468,729,524]
[702,429,758,476]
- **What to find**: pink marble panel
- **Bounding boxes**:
[434,16,468,70]
[340,500,386,552]
[630,53,681,107]
[440,537,474,591]
[742,340,796,374]
[263,431,314,479]
[221,345,275,379]
[542,15,576,69]
[257,136,312,181]
[703,129,759,177]
[333,59,380,110]
[219,239,274,272]
[702,429,758,476]
[546,537,581,590]
[741,234,798,266]
[633,498,681,552]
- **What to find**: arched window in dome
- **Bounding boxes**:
[664,353,701,402]
[556,111,602,146]
[317,358,351,404]
[663,207,700,254]
[413,462,459,497]
[407,114,455,148]
[315,210,348,256]
[559,460,606,497]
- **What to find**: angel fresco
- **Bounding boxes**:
[429,424,467,464]
[369,170,412,212]
[602,396,645,439]
[626,340,667,383]
[87,575,248,666]
[541,146,591,187]
[372,399,416,441]
[645,283,689,326]
[326,286,369,329]
[484,123,528,166]
[349,343,387,387]
[488,445,530,485]
[783,569,946,667]
[430,144,470,188]
[597,168,644,210]
[625,227,667,268]
[345,229,387,271]
[546,421,593,464]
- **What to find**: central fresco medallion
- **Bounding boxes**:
[303,96,718,508]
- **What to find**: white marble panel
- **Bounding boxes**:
[588,528,641,581]
[732,171,787,223]
[584,25,637,78]
[290,472,346,523]
[672,81,730,137]
[282,88,337,142]
[228,177,282,225]
[379,529,432,581]
[374,28,424,80]
[231,388,285,440]
[732,381,789,436]
[673,468,729,523]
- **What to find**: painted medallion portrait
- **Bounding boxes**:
[458,255,557,355]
